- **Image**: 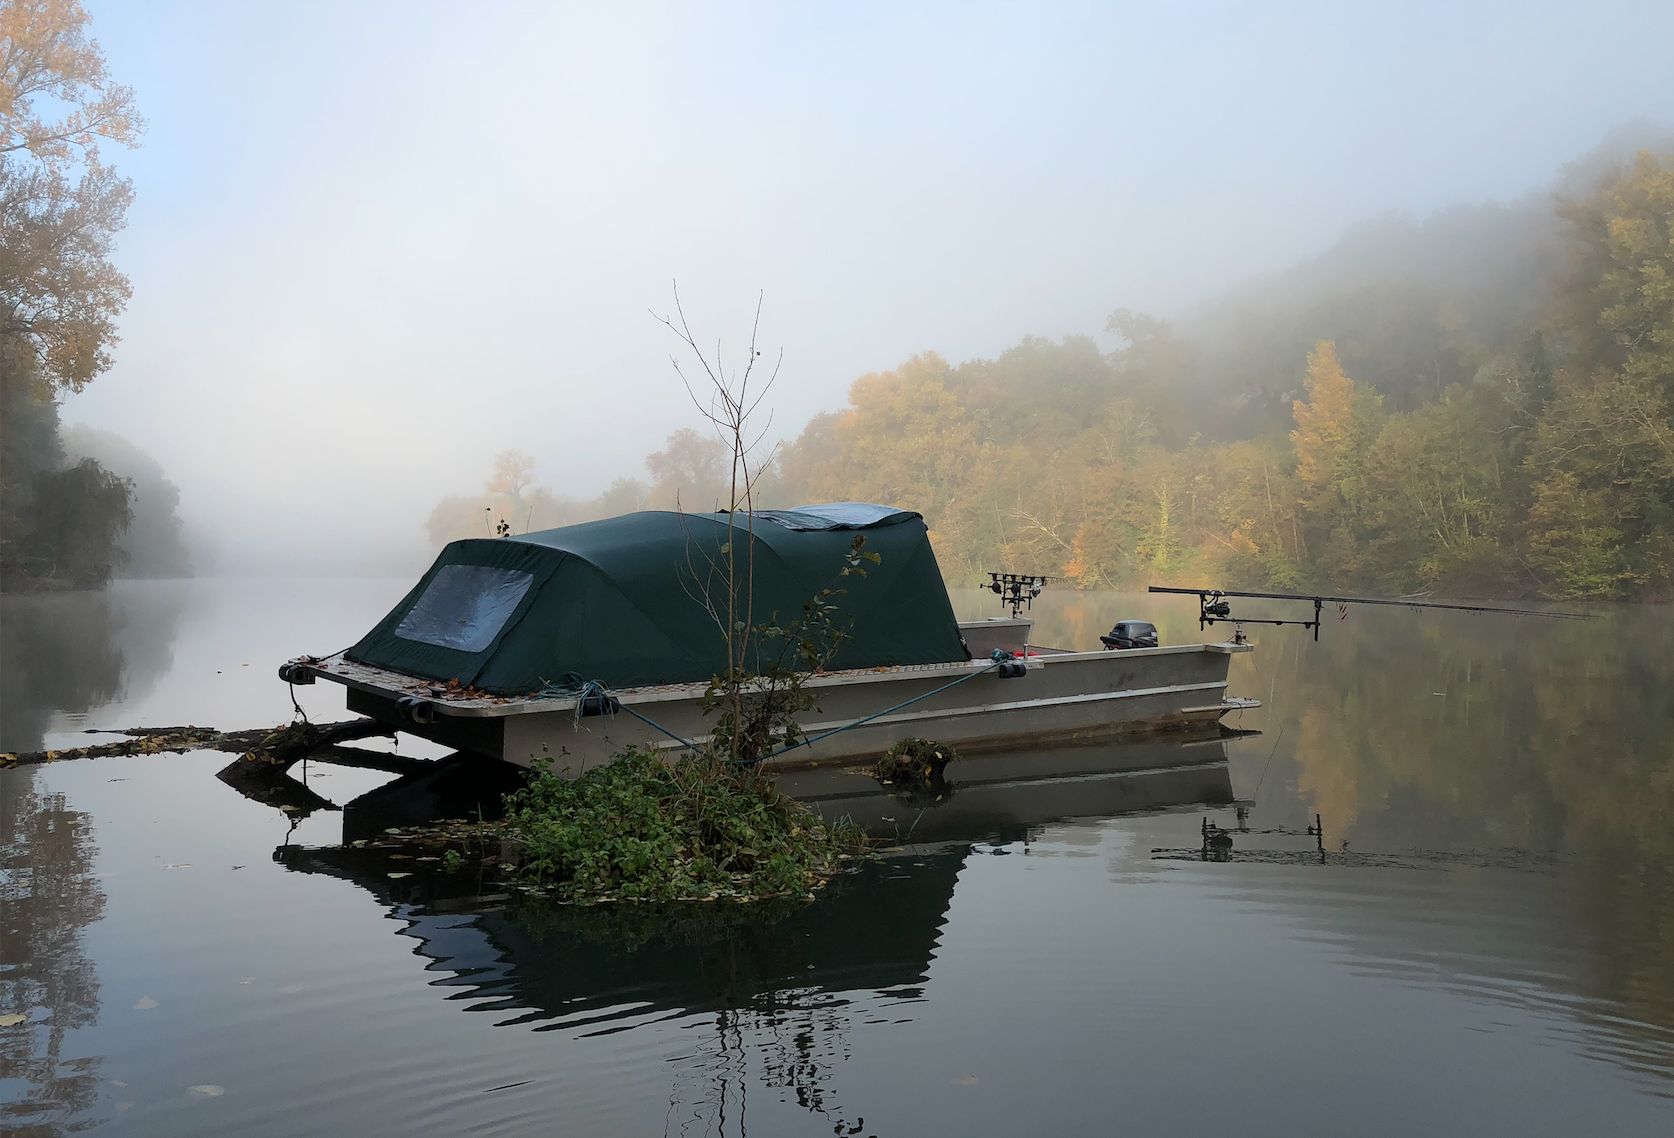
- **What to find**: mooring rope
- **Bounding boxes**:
[541,652,1017,764]
[754,655,1007,764]
[566,679,698,750]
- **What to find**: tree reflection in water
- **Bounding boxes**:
[0,583,186,753]
[0,772,108,1136]
[1005,591,1674,1076]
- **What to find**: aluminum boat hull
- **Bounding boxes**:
[294,635,1257,771]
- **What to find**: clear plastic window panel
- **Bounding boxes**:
[394,564,535,652]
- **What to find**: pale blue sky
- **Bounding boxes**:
[66,1,1674,569]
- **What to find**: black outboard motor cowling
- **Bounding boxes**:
[1100,620,1158,650]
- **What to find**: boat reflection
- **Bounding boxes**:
[782,734,1236,845]
[276,737,1234,1134]
[277,737,1235,1022]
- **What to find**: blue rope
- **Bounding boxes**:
[754,655,1006,763]
[543,653,1013,764]
[542,678,698,750]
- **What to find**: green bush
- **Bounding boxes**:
[503,748,866,903]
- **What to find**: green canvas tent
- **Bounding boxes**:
[346,503,968,694]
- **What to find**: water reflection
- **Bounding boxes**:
[0,771,108,1135]
[277,739,1236,1132]
[962,590,1672,861]
[1227,603,1674,1060]
[1203,861,1674,1090]
[971,591,1674,1074]
[0,583,186,752]
[0,583,1669,1133]
[280,739,1237,1021]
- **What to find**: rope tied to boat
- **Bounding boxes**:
[568,679,698,750]
[754,652,1012,764]
[539,650,1023,765]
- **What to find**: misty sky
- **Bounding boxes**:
[66,0,1674,572]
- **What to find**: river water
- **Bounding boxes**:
[2,578,1671,1136]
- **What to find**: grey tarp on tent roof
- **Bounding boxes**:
[751,502,919,531]
[346,505,967,694]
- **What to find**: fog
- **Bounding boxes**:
[61,0,1674,574]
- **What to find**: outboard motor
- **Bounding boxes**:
[1100,620,1158,650]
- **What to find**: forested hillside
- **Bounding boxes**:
[777,147,1673,600]
[425,141,1671,601]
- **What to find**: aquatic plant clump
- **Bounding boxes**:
[872,737,959,783]
[502,749,867,903]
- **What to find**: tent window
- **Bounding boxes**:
[395,564,534,652]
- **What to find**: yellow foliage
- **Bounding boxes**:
[0,0,143,169]
[1290,341,1356,509]
[1292,707,1360,836]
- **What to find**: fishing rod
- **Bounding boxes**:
[1147,586,1594,641]
[987,572,1068,617]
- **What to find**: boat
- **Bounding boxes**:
[280,502,1258,770]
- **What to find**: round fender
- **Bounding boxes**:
[277,661,315,685]
[397,696,437,725]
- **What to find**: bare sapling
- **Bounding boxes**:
[654,285,878,764]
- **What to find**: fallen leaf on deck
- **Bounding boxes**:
[387,871,412,879]
[133,997,158,1010]
[0,1012,27,1027]
[187,1084,224,1098]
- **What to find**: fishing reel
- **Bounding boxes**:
[1192,589,1322,639]
[986,573,1063,618]
[1149,585,1591,643]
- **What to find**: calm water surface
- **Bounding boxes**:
[2,579,1671,1136]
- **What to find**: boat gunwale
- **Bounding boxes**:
[300,640,1251,720]
[622,679,1248,757]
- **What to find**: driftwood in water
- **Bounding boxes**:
[1,718,399,770]
[213,721,437,817]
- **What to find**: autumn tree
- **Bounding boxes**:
[1357,394,1510,594]
[1290,342,1356,510]
[0,0,144,590]
[1289,341,1384,581]
[1,0,140,168]
[428,450,580,544]
[1525,150,1674,597]
[645,426,730,511]
[1,0,142,392]
[486,449,536,516]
